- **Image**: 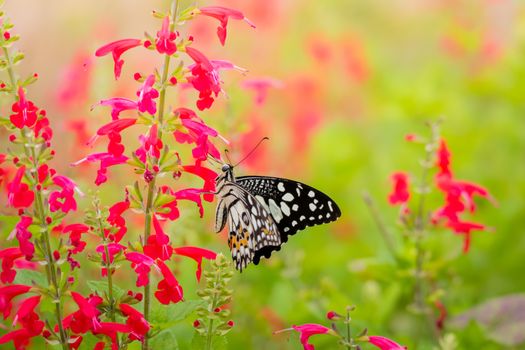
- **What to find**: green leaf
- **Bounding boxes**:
[13,269,47,286]
[86,280,125,299]
[150,328,179,350]
[191,332,228,350]
[150,300,206,330]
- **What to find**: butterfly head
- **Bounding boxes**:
[216,163,235,184]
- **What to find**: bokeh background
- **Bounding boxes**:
[1,0,525,349]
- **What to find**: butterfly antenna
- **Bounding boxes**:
[224,149,232,165]
[233,137,269,168]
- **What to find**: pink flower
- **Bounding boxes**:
[7,166,34,208]
[196,6,255,45]
[241,77,283,105]
[388,172,410,206]
[95,39,142,79]
[119,304,150,341]
[72,152,128,186]
[276,323,334,350]
[368,335,406,350]
[174,246,217,282]
[9,87,39,129]
[0,284,31,319]
[137,74,159,115]
[135,124,163,163]
[97,97,138,120]
[154,260,183,305]
[14,216,34,260]
[173,107,222,163]
[49,175,81,213]
[96,243,126,267]
[0,247,23,283]
[125,252,154,287]
[143,217,173,261]
[155,16,177,55]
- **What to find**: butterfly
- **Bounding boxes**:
[215,164,341,271]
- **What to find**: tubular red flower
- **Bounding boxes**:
[7,166,34,208]
[136,74,159,115]
[9,87,39,129]
[275,323,333,350]
[72,152,128,186]
[173,246,217,282]
[12,296,44,337]
[119,304,150,341]
[97,98,138,120]
[49,175,81,213]
[154,260,183,305]
[14,216,34,260]
[62,224,90,254]
[181,164,217,202]
[135,124,163,163]
[155,16,177,55]
[143,217,173,261]
[0,284,31,319]
[0,247,23,283]
[0,329,33,349]
[68,292,103,333]
[185,47,221,111]
[107,199,130,242]
[125,252,154,287]
[197,6,256,46]
[95,39,142,79]
[368,335,406,350]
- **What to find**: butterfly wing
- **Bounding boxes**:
[236,176,342,246]
[215,180,281,271]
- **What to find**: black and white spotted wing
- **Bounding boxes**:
[215,170,281,271]
[237,176,341,243]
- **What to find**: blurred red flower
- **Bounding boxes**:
[368,335,406,350]
[0,248,23,283]
[197,6,255,46]
[388,172,410,206]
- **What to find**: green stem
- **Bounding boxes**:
[2,46,17,87]
[28,142,68,350]
[345,309,351,349]
[142,2,178,349]
[205,270,221,350]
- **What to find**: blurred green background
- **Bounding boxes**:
[1,0,525,349]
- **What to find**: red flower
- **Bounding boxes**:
[12,296,44,336]
[0,247,23,283]
[96,243,126,268]
[34,115,53,141]
[119,304,150,341]
[93,322,131,350]
[0,284,31,319]
[7,166,34,208]
[173,246,217,282]
[97,97,138,120]
[135,124,163,163]
[49,175,81,213]
[276,323,334,350]
[0,329,34,350]
[185,47,221,111]
[64,292,103,334]
[173,107,222,163]
[107,199,130,242]
[182,164,217,202]
[196,6,255,45]
[14,216,34,260]
[388,172,410,206]
[125,252,154,287]
[88,118,137,158]
[326,311,341,320]
[62,224,89,254]
[136,74,159,115]
[9,87,39,129]
[433,139,492,252]
[155,16,177,55]
[368,335,406,350]
[154,260,183,305]
[241,77,283,105]
[143,217,173,261]
[95,39,142,79]
[157,186,180,221]
[72,152,128,186]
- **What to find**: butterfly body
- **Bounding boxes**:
[215,164,341,271]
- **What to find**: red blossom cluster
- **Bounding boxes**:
[388,138,492,252]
